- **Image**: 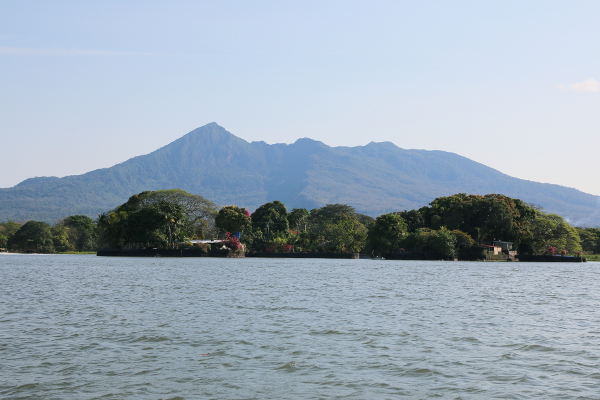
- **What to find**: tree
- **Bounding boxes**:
[576,227,600,254]
[128,200,190,249]
[429,227,458,259]
[52,224,73,252]
[311,204,356,221]
[215,206,252,235]
[402,228,436,254]
[355,213,375,229]
[125,189,218,239]
[0,220,22,237]
[321,215,367,253]
[0,220,22,248]
[96,209,129,249]
[96,190,210,249]
[288,208,310,232]
[398,209,425,232]
[367,213,408,255]
[425,193,468,229]
[451,229,475,250]
[402,227,464,259]
[420,193,537,246]
[308,203,359,239]
[9,221,55,253]
[252,201,289,238]
[63,215,98,251]
[528,213,582,255]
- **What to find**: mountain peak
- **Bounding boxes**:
[291,137,327,149]
[364,141,400,150]
[176,123,248,146]
[1,123,599,225]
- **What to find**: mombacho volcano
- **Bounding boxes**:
[1,122,599,225]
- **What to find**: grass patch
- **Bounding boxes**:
[57,251,97,255]
[584,254,600,262]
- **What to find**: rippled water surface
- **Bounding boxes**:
[2,254,600,399]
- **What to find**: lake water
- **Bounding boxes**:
[1,254,600,399]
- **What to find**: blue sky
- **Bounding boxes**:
[1,1,599,196]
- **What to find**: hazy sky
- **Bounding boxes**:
[1,1,599,195]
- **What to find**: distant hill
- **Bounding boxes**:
[1,122,599,226]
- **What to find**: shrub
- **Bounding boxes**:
[222,232,242,251]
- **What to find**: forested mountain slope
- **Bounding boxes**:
[1,122,599,225]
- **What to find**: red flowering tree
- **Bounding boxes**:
[222,232,242,251]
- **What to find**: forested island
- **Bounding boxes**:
[1,188,599,261]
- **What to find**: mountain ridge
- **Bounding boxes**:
[1,122,599,226]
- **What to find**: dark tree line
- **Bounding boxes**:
[96,189,218,249]
[214,201,373,254]
[1,216,98,253]
[1,190,596,257]
[214,193,586,258]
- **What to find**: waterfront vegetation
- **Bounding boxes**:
[1,190,599,259]
[1,216,98,254]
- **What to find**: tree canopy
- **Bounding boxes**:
[97,189,217,249]
[9,221,55,253]
[215,206,252,234]
[2,190,592,258]
[0,221,21,248]
[525,213,582,255]
[321,215,368,253]
[416,193,537,246]
[251,201,289,237]
[367,213,408,255]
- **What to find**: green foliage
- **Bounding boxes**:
[96,211,129,248]
[311,204,356,221]
[51,224,73,252]
[421,193,537,246]
[402,228,434,254]
[526,213,582,255]
[243,202,370,253]
[63,215,98,251]
[124,189,218,239]
[576,227,600,254]
[191,242,210,253]
[429,227,458,259]
[398,209,425,232]
[355,213,375,229]
[9,221,55,253]
[0,220,22,248]
[367,213,408,255]
[128,200,190,248]
[96,189,213,249]
[401,193,583,257]
[215,206,252,235]
[252,201,289,238]
[321,215,368,253]
[402,227,474,259]
[2,216,97,252]
[288,208,310,232]
[266,235,290,253]
[0,220,22,237]
[309,204,357,239]
[0,233,9,248]
[451,229,475,249]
